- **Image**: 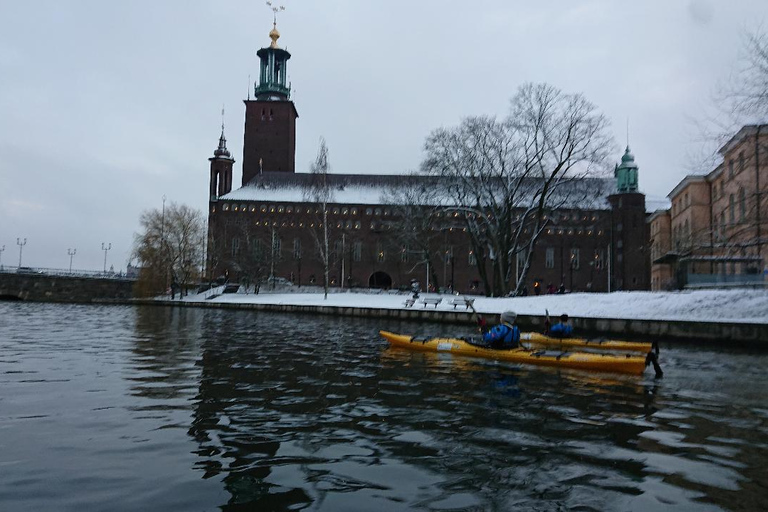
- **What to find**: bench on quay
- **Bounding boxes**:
[420,297,443,308]
[403,298,416,307]
[450,298,475,310]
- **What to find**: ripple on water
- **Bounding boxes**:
[1,304,767,511]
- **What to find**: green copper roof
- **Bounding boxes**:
[617,146,639,170]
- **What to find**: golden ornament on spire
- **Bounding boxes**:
[269,22,280,48]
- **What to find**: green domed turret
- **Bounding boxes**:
[615,146,639,193]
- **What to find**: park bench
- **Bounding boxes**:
[420,297,443,308]
[403,298,416,307]
[449,297,475,310]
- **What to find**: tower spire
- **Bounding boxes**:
[213,107,231,159]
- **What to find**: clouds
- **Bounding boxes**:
[0,0,764,270]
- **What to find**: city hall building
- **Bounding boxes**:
[206,24,652,294]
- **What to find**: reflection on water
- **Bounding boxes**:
[0,303,767,511]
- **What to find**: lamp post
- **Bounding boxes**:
[68,248,76,273]
[17,238,27,267]
[161,195,167,292]
[0,245,5,270]
[101,243,111,274]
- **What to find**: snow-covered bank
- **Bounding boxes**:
[178,288,768,325]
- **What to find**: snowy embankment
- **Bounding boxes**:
[178,288,768,325]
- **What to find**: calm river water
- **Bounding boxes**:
[0,302,767,511]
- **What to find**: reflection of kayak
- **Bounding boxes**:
[380,331,651,376]
[521,332,654,354]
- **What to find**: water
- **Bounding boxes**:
[0,303,767,511]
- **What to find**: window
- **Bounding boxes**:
[254,239,263,258]
[365,208,373,215]
[231,237,239,258]
[616,223,622,232]
[274,237,282,259]
[353,242,362,262]
[545,247,554,269]
[595,249,605,270]
[729,194,735,223]
[377,242,385,262]
[570,248,580,270]
[739,151,745,173]
[739,188,746,221]
[516,252,526,279]
[400,245,408,263]
[729,159,734,178]
[293,238,301,260]
[469,250,477,266]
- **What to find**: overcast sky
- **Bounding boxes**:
[0,0,765,271]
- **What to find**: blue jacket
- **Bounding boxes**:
[549,322,573,337]
[483,323,520,348]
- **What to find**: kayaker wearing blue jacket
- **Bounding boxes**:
[482,311,520,349]
[549,314,573,338]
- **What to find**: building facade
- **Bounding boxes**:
[206,25,652,295]
[650,125,768,289]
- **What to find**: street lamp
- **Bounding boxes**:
[68,248,77,273]
[0,245,5,270]
[161,195,167,292]
[101,242,111,274]
[16,238,27,267]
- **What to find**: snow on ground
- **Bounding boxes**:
[178,288,768,324]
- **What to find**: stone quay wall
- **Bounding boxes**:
[0,272,134,303]
[129,299,768,346]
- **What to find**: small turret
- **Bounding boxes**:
[615,146,639,193]
[209,123,234,201]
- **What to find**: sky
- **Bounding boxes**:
[0,0,765,271]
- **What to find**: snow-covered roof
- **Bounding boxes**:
[220,172,635,211]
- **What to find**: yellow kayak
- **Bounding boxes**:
[520,332,655,354]
[380,331,652,376]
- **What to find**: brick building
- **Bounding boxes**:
[650,125,768,289]
[206,24,652,294]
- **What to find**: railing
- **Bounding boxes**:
[0,265,136,280]
[685,272,766,288]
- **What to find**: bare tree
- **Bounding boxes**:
[422,83,613,297]
[381,175,445,290]
[726,29,768,123]
[303,138,333,299]
[133,202,205,297]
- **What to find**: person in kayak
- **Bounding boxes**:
[482,311,521,349]
[549,314,573,338]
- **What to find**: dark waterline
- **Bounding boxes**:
[1,303,767,511]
